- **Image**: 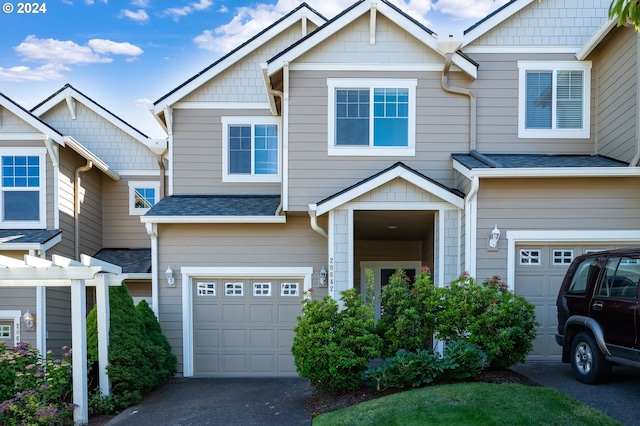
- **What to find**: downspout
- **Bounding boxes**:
[74,160,93,260]
[157,152,166,199]
[146,223,159,319]
[441,51,477,151]
[309,208,328,238]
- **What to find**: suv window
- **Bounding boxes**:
[597,257,640,299]
[567,258,598,295]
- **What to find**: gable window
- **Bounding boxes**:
[221,116,281,183]
[0,148,46,229]
[328,78,416,156]
[128,181,160,215]
[518,61,591,138]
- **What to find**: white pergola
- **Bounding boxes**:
[0,253,126,425]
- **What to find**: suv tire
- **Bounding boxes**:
[570,331,612,384]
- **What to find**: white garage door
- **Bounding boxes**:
[515,244,633,360]
[193,278,303,377]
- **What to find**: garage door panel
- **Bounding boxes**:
[194,277,303,377]
[516,276,547,298]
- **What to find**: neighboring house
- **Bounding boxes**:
[145,0,640,378]
[0,84,164,355]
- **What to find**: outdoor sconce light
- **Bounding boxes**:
[488,225,501,250]
[319,266,327,287]
[166,266,175,286]
[23,310,35,329]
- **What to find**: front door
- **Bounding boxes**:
[360,261,420,318]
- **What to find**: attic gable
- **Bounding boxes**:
[0,93,64,144]
[152,3,327,113]
[462,0,610,50]
[266,0,478,78]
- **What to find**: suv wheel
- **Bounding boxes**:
[570,331,612,384]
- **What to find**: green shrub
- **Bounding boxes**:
[0,342,74,426]
[363,349,443,391]
[376,267,436,357]
[292,289,383,393]
[432,274,538,368]
[441,339,486,380]
[136,300,177,384]
[87,285,174,411]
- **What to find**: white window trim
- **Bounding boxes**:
[128,181,160,215]
[518,61,591,139]
[0,147,46,229]
[221,116,282,183]
[327,78,417,156]
[0,310,22,346]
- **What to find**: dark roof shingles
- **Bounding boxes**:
[93,248,151,274]
[452,153,629,170]
[145,195,281,217]
[0,230,61,244]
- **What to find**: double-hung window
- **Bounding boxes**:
[518,61,591,138]
[0,148,46,229]
[222,116,280,182]
[328,79,416,156]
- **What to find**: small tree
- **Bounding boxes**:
[292,289,383,393]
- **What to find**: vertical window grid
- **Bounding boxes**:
[1,155,41,222]
[225,282,244,296]
[0,325,10,338]
[253,282,272,296]
[281,282,299,296]
[197,282,216,296]
[134,188,156,210]
[520,249,541,265]
[553,250,574,265]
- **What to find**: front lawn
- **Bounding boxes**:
[312,382,621,426]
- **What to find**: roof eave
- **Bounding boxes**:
[576,18,618,60]
[453,162,640,179]
[63,136,120,181]
[140,215,287,224]
[461,0,535,48]
[0,233,62,252]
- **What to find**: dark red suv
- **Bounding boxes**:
[556,247,640,384]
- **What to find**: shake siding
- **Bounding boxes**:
[155,215,327,373]
[181,24,310,103]
[471,52,595,153]
[287,70,471,211]
[474,177,640,281]
[594,28,637,162]
[468,0,608,48]
[41,102,157,171]
[0,110,39,133]
[102,178,151,248]
[171,108,280,195]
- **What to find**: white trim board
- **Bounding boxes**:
[180,266,314,377]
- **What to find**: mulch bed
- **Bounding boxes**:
[306,367,541,417]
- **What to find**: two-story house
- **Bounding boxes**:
[143,0,640,378]
[0,84,164,356]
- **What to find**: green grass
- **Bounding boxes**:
[312,383,622,426]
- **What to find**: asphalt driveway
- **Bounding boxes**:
[106,377,313,426]
[106,363,639,425]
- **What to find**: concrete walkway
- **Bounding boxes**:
[512,362,640,426]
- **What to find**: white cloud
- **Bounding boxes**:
[435,0,510,20]
[131,0,150,7]
[0,63,70,82]
[88,39,144,56]
[135,97,154,109]
[15,35,111,64]
[120,8,150,23]
[162,0,213,20]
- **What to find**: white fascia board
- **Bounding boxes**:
[122,273,152,280]
[153,8,322,114]
[467,167,640,179]
[0,102,64,145]
[33,88,151,146]
[63,137,120,181]
[576,18,617,60]
[461,0,535,48]
[172,102,270,110]
[181,266,313,276]
[140,215,287,224]
[507,229,640,242]
[463,46,580,55]
[315,166,463,216]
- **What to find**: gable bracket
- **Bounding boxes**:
[370,3,377,46]
[65,95,77,120]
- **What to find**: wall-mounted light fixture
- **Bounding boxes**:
[166,266,175,286]
[23,310,35,329]
[488,224,501,250]
[319,266,327,287]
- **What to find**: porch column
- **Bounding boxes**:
[71,279,88,425]
[96,274,110,396]
[329,209,351,300]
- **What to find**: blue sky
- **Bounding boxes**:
[0,0,509,138]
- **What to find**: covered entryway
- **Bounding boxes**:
[507,230,640,360]
[181,267,313,377]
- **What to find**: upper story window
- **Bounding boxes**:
[221,116,281,183]
[518,61,591,139]
[0,148,46,229]
[128,181,160,215]
[328,78,416,156]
